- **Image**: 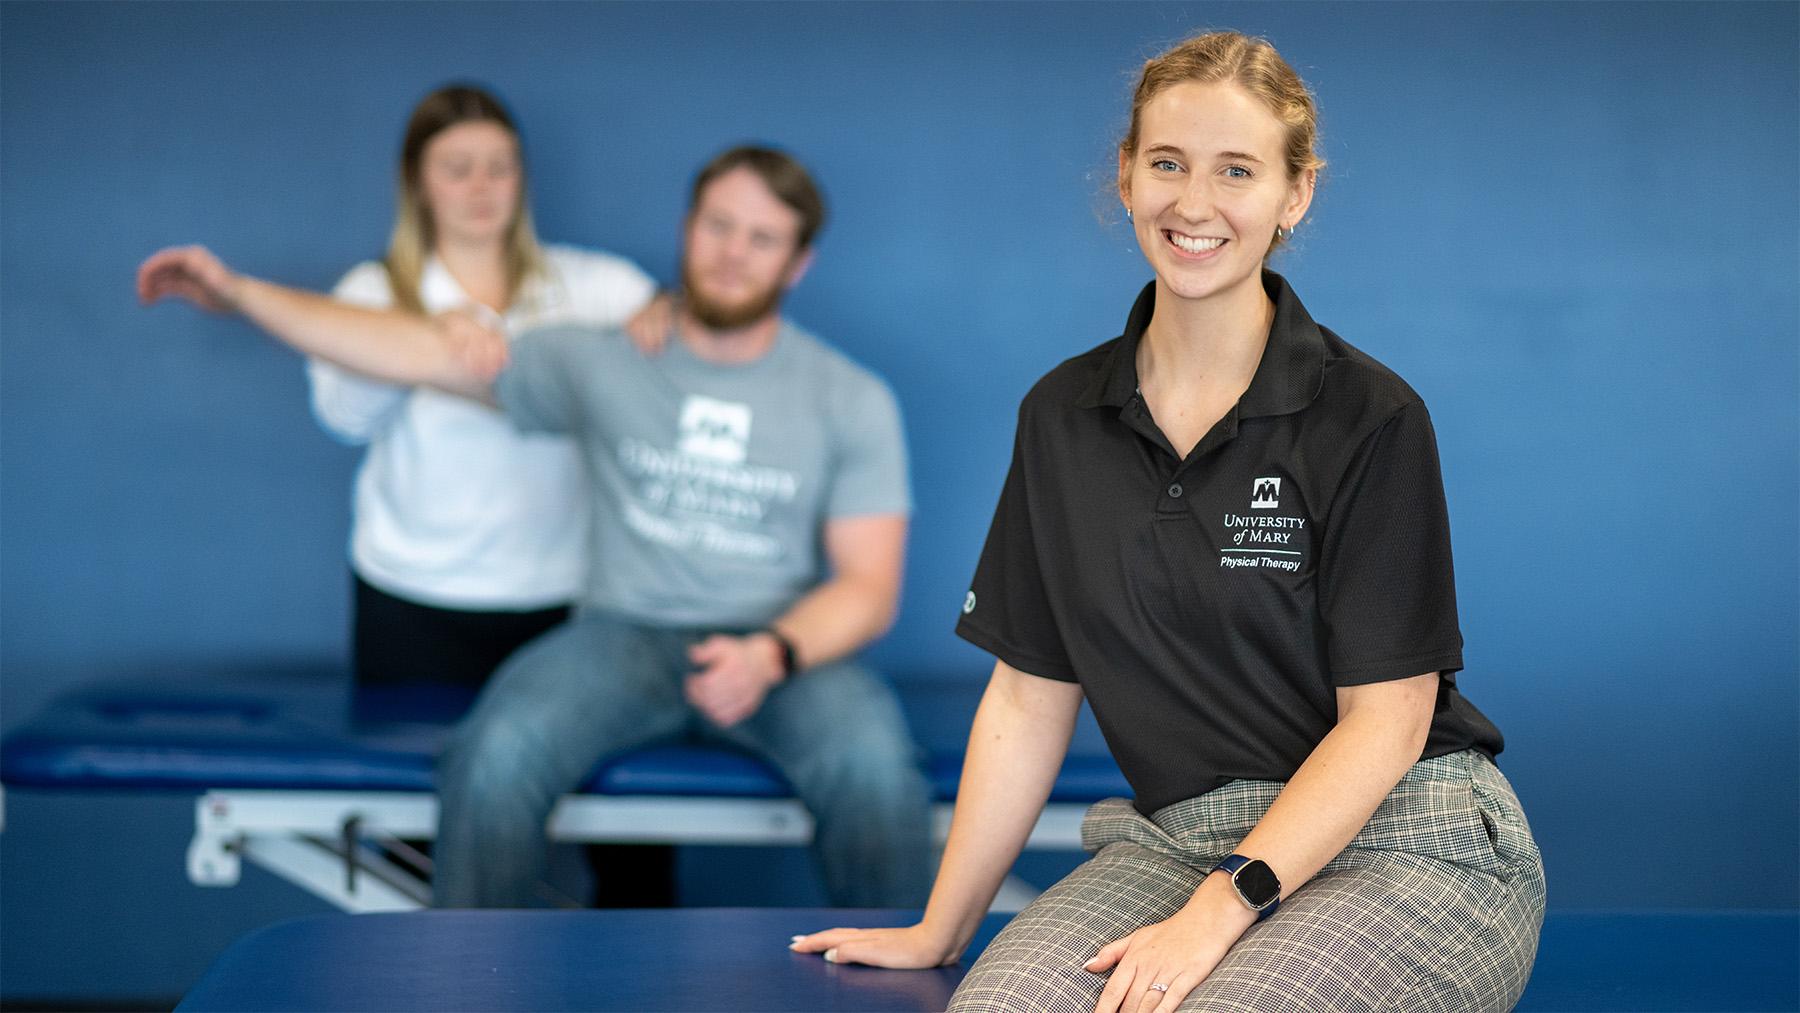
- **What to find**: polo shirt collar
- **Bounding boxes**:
[1075,270,1327,419]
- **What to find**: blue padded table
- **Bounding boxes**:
[3,669,1123,806]
[1,667,1127,910]
[1,667,1125,798]
[176,909,1799,1012]
[178,908,1010,1012]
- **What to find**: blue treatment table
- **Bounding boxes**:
[176,909,1009,1012]
[0,666,1127,911]
[174,908,1800,1012]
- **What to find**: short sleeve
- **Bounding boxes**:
[494,326,590,435]
[953,410,1077,683]
[1318,401,1465,685]
[557,249,658,326]
[307,263,408,444]
[825,374,911,518]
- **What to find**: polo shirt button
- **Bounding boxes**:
[1167,483,1183,498]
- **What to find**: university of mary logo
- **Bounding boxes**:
[1222,475,1306,573]
[677,395,752,464]
[1251,476,1281,510]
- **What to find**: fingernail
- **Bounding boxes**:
[824,948,839,963]
[790,935,805,943]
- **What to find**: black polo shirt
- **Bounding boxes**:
[956,272,1504,815]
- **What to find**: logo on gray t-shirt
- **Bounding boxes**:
[496,322,910,628]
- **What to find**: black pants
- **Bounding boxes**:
[352,573,571,688]
[351,573,676,907]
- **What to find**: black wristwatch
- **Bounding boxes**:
[1212,854,1281,921]
[763,628,798,680]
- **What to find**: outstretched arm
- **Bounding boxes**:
[791,659,1083,966]
[136,245,505,403]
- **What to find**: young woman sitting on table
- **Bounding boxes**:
[793,30,1544,1013]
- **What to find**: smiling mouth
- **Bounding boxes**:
[1165,231,1226,255]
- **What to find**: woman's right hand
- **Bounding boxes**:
[136,245,242,313]
[788,922,962,969]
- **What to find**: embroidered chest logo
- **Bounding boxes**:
[1251,476,1281,509]
[1220,475,1308,573]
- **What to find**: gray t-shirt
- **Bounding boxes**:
[496,321,911,628]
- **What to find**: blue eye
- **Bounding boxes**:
[1151,158,1181,173]
[1224,165,1253,179]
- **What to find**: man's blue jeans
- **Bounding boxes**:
[434,609,934,908]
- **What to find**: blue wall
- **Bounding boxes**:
[3,1,1795,1002]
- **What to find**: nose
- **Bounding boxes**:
[717,230,753,263]
[1174,175,1217,222]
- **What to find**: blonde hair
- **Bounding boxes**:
[1121,32,1325,253]
[384,85,545,315]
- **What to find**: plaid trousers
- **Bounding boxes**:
[952,750,1545,1012]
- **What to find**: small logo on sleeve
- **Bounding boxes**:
[1250,477,1281,510]
[963,591,977,615]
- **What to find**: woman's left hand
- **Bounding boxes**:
[1085,879,1256,1013]
[623,291,675,355]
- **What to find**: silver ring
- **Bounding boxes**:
[1148,983,1170,992]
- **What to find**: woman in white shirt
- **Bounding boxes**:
[312,84,656,690]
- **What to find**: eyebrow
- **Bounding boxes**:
[1142,144,1266,165]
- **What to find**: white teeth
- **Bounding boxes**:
[1168,233,1225,254]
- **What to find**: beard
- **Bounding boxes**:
[680,258,789,331]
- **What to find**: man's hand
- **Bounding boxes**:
[433,309,510,383]
[684,632,785,727]
[137,245,243,313]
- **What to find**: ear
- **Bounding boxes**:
[782,247,816,290]
[1283,168,1316,230]
[1117,147,1133,213]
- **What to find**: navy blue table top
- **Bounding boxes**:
[176,908,1799,1012]
[177,909,1008,1012]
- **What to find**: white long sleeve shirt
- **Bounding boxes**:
[308,245,656,610]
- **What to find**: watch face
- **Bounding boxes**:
[1234,859,1281,908]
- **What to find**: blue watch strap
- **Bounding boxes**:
[1212,853,1281,921]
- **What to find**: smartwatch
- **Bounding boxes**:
[1212,854,1281,921]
